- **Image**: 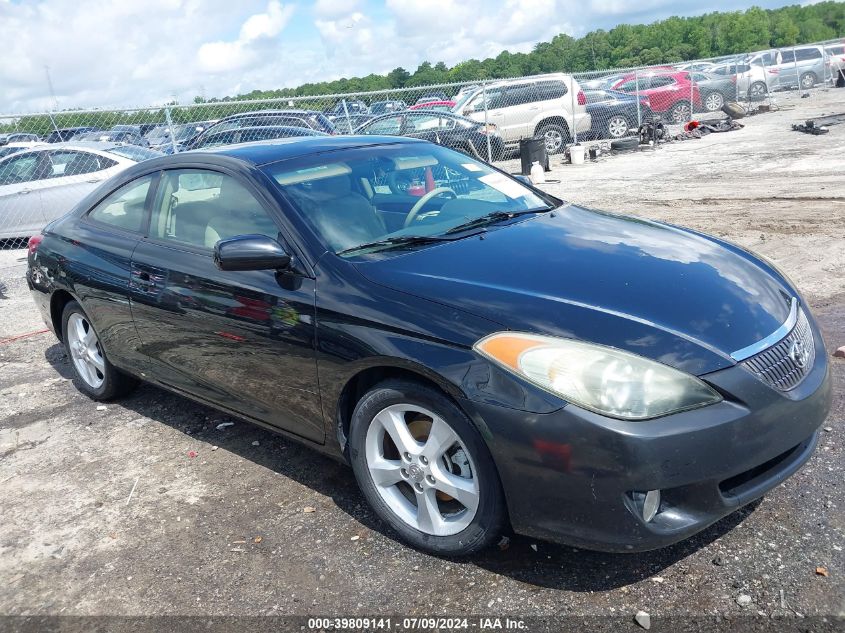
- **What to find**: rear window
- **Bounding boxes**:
[828,45,845,55]
[536,80,568,100]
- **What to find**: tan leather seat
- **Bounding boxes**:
[204,180,278,248]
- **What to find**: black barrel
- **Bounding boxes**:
[519,137,549,175]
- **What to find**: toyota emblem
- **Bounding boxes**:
[790,339,809,368]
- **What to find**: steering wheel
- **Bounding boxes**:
[404,187,457,228]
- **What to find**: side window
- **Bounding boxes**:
[201,132,238,148]
[364,115,403,134]
[780,50,795,63]
[505,84,540,106]
[48,151,116,177]
[149,169,279,249]
[0,152,42,185]
[796,48,821,61]
[584,91,606,104]
[615,79,641,92]
[407,114,454,131]
[87,175,153,233]
[536,80,568,100]
[649,77,675,88]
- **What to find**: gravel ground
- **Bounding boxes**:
[1,87,843,629]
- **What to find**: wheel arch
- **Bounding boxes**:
[49,289,78,342]
[533,116,570,138]
[333,360,468,457]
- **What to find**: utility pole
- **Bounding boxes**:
[44,65,59,110]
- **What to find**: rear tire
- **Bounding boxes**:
[703,92,725,112]
[605,115,631,139]
[62,300,138,401]
[800,72,817,90]
[668,101,691,123]
[747,81,768,100]
[536,123,570,155]
[348,379,506,556]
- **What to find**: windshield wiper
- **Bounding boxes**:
[337,234,451,255]
[444,207,551,234]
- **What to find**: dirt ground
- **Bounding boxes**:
[1,87,844,627]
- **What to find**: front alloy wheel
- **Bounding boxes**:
[349,380,505,556]
[365,404,479,536]
[606,115,629,138]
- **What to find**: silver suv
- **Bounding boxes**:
[452,74,591,155]
[774,46,829,89]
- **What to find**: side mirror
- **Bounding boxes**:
[214,234,291,272]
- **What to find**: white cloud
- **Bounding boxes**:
[0,0,797,115]
[313,0,363,19]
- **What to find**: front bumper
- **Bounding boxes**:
[461,327,831,552]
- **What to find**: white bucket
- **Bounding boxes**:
[569,144,585,165]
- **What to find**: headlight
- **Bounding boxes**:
[474,333,722,420]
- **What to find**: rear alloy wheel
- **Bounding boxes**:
[704,92,725,112]
[747,81,768,99]
[669,101,691,123]
[800,72,817,90]
[349,380,505,556]
[62,301,137,400]
[606,115,630,139]
[536,123,569,155]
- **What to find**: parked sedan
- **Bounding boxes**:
[355,110,504,161]
[76,129,149,147]
[45,127,101,143]
[0,142,154,240]
[27,137,830,556]
[584,90,653,139]
[191,125,328,149]
[184,110,337,150]
[687,71,737,111]
[0,133,40,145]
[611,71,702,122]
[408,101,456,112]
[0,142,45,159]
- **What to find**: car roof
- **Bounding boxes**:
[178,135,426,167]
[222,109,322,119]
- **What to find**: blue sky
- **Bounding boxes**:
[0,0,810,113]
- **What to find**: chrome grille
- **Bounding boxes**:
[740,309,815,391]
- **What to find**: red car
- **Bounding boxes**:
[610,71,702,123]
[408,100,456,112]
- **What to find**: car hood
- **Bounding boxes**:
[355,205,796,375]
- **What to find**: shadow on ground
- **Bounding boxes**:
[45,341,759,592]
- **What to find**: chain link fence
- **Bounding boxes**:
[1,38,843,249]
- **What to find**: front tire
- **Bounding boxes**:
[348,379,506,556]
[62,300,138,400]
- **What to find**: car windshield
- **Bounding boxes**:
[263,144,552,256]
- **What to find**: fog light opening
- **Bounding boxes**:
[642,489,661,523]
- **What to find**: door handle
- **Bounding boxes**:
[17,189,31,195]
[86,178,102,184]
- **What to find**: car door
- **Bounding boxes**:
[0,150,48,238]
[499,82,540,140]
[39,150,122,223]
[72,173,156,370]
[129,167,323,442]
